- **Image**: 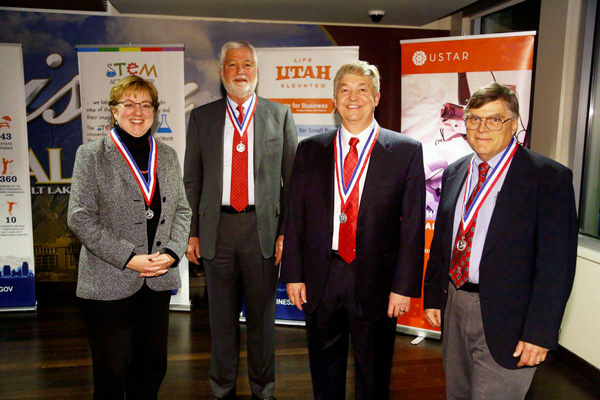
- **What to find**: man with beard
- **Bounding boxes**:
[184,41,298,400]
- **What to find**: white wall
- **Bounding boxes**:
[532,0,600,369]
[560,239,600,368]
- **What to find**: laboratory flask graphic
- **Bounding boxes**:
[157,113,172,133]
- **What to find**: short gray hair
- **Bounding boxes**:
[219,41,258,69]
[333,61,380,96]
[465,82,520,118]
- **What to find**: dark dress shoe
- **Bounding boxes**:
[251,396,277,400]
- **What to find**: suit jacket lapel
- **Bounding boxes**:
[481,146,529,259]
[253,96,267,179]
[357,130,391,223]
[156,142,168,198]
[213,98,226,196]
[442,158,470,264]
[321,133,336,233]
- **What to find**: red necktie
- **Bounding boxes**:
[230,104,248,212]
[338,137,360,264]
[449,162,490,288]
[237,104,244,125]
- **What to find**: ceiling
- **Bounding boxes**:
[108,0,478,27]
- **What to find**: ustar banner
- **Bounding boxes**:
[400,32,536,338]
[77,44,191,311]
[257,46,358,140]
[0,44,36,311]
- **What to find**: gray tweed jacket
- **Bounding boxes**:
[68,135,192,300]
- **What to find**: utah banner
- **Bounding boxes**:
[257,46,359,140]
[0,43,36,311]
[77,44,191,310]
[400,32,536,338]
[256,46,358,324]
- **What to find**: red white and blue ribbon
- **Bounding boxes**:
[225,93,257,137]
[110,128,158,206]
[460,137,518,232]
[334,121,380,207]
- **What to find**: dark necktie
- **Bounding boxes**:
[449,162,490,288]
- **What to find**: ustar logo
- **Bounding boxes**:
[412,50,469,66]
[412,51,427,66]
[106,62,158,78]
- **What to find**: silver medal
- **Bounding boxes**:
[145,209,154,220]
[339,213,347,224]
[236,142,246,153]
[456,239,467,251]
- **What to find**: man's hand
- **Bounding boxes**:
[275,235,284,266]
[513,340,549,367]
[186,237,201,264]
[286,283,307,311]
[388,292,411,318]
[424,309,441,327]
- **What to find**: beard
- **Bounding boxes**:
[222,75,258,100]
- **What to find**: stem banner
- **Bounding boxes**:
[77,45,191,310]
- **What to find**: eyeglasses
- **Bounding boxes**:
[117,101,155,112]
[464,116,513,131]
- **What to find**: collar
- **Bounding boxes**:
[473,144,510,170]
[226,94,255,116]
[340,119,376,147]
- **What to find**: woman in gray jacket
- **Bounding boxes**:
[68,75,191,399]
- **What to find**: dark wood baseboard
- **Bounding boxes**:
[556,345,600,387]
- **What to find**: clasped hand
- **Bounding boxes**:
[127,252,175,277]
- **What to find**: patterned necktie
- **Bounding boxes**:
[338,137,360,264]
[230,104,248,212]
[236,104,245,125]
[449,162,490,288]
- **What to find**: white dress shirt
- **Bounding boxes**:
[222,95,255,206]
[332,120,378,250]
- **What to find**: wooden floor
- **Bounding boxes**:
[1,281,599,400]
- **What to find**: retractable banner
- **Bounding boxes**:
[257,46,359,140]
[256,46,358,323]
[77,45,191,310]
[0,44,36,311]
[400,32,536,338]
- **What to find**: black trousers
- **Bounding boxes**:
[82,283,171,400]
[305,257,397,400]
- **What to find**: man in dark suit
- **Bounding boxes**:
[281,61,425,399]
[424,82,577,400]
[183,41,297,400]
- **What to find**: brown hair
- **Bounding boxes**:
[109,75,159,126]
[465,82,519,118]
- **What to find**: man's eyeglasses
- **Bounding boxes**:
[464,116,513,131]
[117,101,155,112]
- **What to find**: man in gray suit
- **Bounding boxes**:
[184,41,298,400]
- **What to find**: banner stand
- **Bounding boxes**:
[0,43,37,312]
[76,44,191,312]
[399,32,536,339]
